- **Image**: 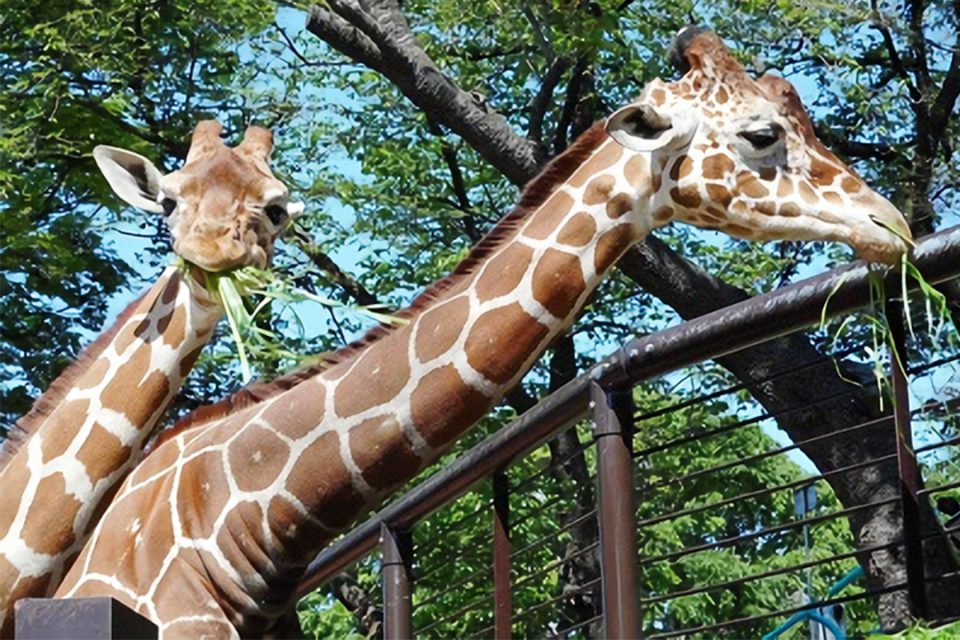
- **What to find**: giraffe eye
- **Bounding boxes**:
[739,128,781,150]
[160,198,177,216]
[265,205,287,226]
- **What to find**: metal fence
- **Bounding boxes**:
[296,225,960,638]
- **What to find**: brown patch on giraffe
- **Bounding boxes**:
[780,202,802,217]
[759,165,777,181]
[606,193,633,219]
[532,248,587,319]
[583,175,615,205]
[702,207,725,222]
[75,358,110,390]
[841,176,862,194]
[651,174,662,192]
[334,325,411,418]
[557,212,597,247]
[523,191,574,240]
[701,154,734,180]
[260,383,326,441]
[415,296,470,363]
[21,474,82,555]
[100,349,171,426]
[160,273,181,304]
[623,154,648,188]
[411,365,492,448]
[465,303,549,385]
[736,172,770,199]
[179,345,205,378]
[228,425,290,493]
[705,184,733,207]
[777,177,794,198]
[824,191,843,206]
[216,501,272,579]
[650,88,666,105]
[268,495,332,563]
[567,140,622,188]
[35,399,90,463]
[75,422,130,484]
[652,206,674,223]
[164,617,237,639]
[810,158,841,186]
[160,304,187,347]
[0,453,30,538]
[670,186,702,209]
[716,86,729,104]
[755,201,778,216]
[82,480,123,539]
[593,226,635,273]
[285,431,366,528]
[178,450,231,538]
[475,243,534,301]
[152,550,239,625]
[798,180,818,204]
[349,415,421,491]
[669,155,695,182]
[725,223,754,237]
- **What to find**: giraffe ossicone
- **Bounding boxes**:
[55,29,911,638]
[0,121,302,636]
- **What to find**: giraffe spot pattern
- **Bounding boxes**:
[76,359,111,390]
[349,415,421,491]
[810,158,841,186]
[465,303,549,385]
[0,454,31,539]
[777,177,794,198]
[652,206,674,222]
[841,176,862,193]
[267,496,331,564]
[669,155,694,181]
[474,244,534,303]
[284,431,365,529]
[160,305,188,348]
[178,451,231,539]
[567,141,622,188]
[670,186,702,209]
[228,426,290,493]
[411,365,492,448]
[415,296,470,363]
[701,154,734,180]
[334,325,412,418]
[593,226,635,274]
[798,180,818,204]
[38,399,91,463]
[556,212,597,247]
[261,383,325,441]
[735,172,769,199]
[623,154,648,188]
[75,422,130,484]
[524,191,574,240]
[606,193,633,219]
[705,184,733,207]
[21,474,82,556]
[100,352,171,426]
[532,248,587,320]
[583,175,615,205]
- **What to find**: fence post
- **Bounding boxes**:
[885,297,928,618]
[591,381,640,639]
[493,470,511,639]
[381,523,414,639]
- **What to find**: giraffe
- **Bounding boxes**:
[0,121,303,636]
[56,28,912,637]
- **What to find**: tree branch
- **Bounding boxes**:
[290,228,380,307]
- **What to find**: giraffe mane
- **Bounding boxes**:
[150,120,611,445]
[0,289,150,472]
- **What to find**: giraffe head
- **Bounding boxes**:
[93,121,303,272]
[605,27,911,264]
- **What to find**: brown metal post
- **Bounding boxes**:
[381,523,413,639]
[885,297,928,618]
[591,381,640,639]
[493,470,511,639]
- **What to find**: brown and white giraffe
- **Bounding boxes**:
[56,29,912,637]
[0,121,303,635]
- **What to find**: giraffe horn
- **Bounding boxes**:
[186,120,224,163]
[667,26,745,79]
[237,126,274,162]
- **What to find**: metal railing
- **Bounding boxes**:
[296,225,960,638]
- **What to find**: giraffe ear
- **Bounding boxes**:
[93,146,165,214]
[605,104,694,152]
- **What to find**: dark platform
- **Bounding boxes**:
[15,597,158,639]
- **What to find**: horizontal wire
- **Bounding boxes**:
[510,508,597,560]
[512,542,599,591]
[415,592,493,636]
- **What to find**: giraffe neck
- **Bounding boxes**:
[0,265,222,634]
[55,130,658,637]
